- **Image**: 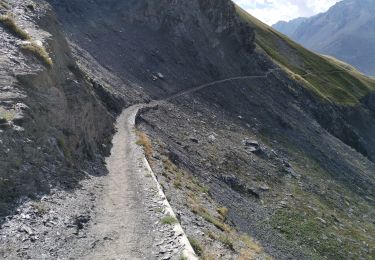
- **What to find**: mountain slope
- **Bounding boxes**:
[0,0,374,259]
[273,0,375,76]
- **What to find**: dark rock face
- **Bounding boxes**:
[0,1,115,216]
[273,0,375,76]
[46,0,263,98]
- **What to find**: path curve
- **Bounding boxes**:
[166,68,279,101]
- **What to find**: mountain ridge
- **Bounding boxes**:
[273,0,375,76]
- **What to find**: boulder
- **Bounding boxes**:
[242,139,260,152]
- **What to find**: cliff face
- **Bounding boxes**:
[0,0,115,215]
[47,0,264,99]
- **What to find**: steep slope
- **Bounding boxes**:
[0,0,374,259]
[0,0,123,216]
[273,0,375,76]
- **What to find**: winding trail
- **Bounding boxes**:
[86,68,283,259]
[165,68,279,101]
[85,66,356,258]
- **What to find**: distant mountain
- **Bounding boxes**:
[272,17,307,36]
[273,0,375,76]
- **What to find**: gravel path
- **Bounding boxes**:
[85,103,196,260]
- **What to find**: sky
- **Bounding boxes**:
[233,0,341,25]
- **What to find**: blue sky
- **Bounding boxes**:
[233,0,341,25]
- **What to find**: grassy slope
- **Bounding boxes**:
[235,6,375,259]
[236,6,375,106]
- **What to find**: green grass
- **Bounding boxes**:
[160,215,178,225]
[235,6,375,106]
[217,206,229,220]
[266,140,375,259]
[188,237,204,256]
[0,13,30,40]
[217,234,234,250]
[21,42,53,67]
[57,137,72,163]
[190,203,230,232]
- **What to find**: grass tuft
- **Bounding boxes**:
[161,215,178,225]
[0,13,30,40]
[191,203,231,232]
[188,237,204,256]
[217,206,229,220]
[136,131,153,160]
[21,41,53,67]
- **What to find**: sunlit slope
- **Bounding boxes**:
[236,6,375,106]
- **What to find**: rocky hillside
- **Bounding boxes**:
[0,0,374,259]
[0,0,120,216]
[273,0,375,76]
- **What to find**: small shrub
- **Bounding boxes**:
[0,13,30,40]
[188,237,203,256]
[136,131,153,160]
[21,42,53,67]
[57,137,72,163]
[217,206,229,220]
[191,204,230,232]
[240,234,263,254]
[218,234,234,250]
[173,171,183,189]
[161,215,178,225]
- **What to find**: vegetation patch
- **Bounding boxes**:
[189,200,230,232]
[236,5,375,105]
[57,137,72,163]
[0,13,30,40]
[265,140,375,259]
[160,215,178,225]
[217,206,229,221]
[136,130,153,161]
[188,237,204,256]
[0,108,16,122]
[21,41,53,67]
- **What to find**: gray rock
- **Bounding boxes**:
[18,225,34,235]
[208,134,216,142]
[157,72,165,79]
[259,184,270,191]
[189,137,199,143]
[242,139,260,152]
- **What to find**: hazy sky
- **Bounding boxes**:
[233,0,341,25]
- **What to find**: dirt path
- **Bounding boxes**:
[166,68,279,101]
[85,103,196,260]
